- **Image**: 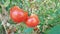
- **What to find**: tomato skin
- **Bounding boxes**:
[10,6,28,23]
[25,14,39,27]
[10,6,24,12]
[24,11,28,21]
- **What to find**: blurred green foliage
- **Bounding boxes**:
[0,0,60,34]
[45,24,60,34]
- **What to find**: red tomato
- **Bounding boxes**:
[25,14,39,27]
[10,6,28,23]
[24,11,28,21]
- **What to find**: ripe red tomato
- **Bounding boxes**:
[24,11,28,21]
[10,6,28,23]
[25,14,39,27]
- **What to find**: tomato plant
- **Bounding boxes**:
[25,14,39,27]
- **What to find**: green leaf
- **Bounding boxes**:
[1,0,5,4]
[45,24,60,34]
[23,28,33,33]
[56,8,60,15]
[4,0,10,7]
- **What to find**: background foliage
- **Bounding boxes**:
[0,0,60,34]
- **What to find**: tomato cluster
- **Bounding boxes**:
[10,6,40,27]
